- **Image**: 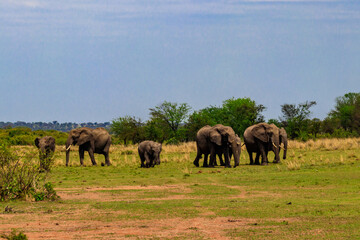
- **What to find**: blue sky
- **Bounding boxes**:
[0,0,359,123]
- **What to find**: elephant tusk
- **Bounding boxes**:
[272,142,277,149]
[66,145,71,151]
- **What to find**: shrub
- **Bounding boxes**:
[33,182,59,202]
[0,145,58,202]
[1,229,28,240]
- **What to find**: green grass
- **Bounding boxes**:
[1,142,360,239]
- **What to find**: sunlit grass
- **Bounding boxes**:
[8,138,360,170]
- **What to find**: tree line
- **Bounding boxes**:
[1,92,359,145]
[0,121,111,132]
[111,92,360,144]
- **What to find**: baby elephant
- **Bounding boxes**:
[138,141,162,168]
[35,136,56,171]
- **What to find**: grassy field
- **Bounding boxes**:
[1,138,360,239]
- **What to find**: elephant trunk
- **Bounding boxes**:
[283,139,288,160]
[231,142,240,168]
[272,136,280,163]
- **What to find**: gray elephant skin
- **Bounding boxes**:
[193,124,241,168]
[243,123,280,165]
[65,127,111,166]
[279,127,288,160]
[214,134,242,167]
[138,141,162,168]
[268,127,288,161]
[35,136,55,171]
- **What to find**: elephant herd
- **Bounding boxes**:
[34,123,287,170]
[193,123,287,168]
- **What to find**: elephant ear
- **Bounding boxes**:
[251,124,268,142]
[209,130,222,146]
[77,130,92,146]
[35,138,40,148]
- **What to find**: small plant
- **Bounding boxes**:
[1,229,28,240]
[33,182,59,202]
[285,160,301,171]
[0,145,58,202]
[0,145,41,201]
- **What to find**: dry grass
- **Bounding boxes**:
[288,138,360,151]
[7,138,360,169]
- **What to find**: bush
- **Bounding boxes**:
[33,182,59,202]
[0,145,58,202]
[1,229,28,240]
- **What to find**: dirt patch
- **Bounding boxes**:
[0,214,256,239]
[0,184,287,239]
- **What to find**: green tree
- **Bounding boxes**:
[185,97,265,139]
[221,97,265,135]
[328,92,360,134]
[280,101,317,139]
[149,101,191,142]
[111,116,144,145]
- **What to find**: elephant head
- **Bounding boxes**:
[210,124,241,167]
[35,136,55,154]
[150,142,162,165]
[35,136,55,171]
[251,123,280,163]
[279,127,288,160]
[66,128,94,166]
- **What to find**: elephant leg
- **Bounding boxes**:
[223,148,231,168]
[103,144,111,166]
[88,149,97,166]
[203,154,209,167]
[193,153,202,167]
[209,148,216,167]
[218,153,225,166]
[79,148,85,166]
[254,152,260,165]
[104,152,111,166]
[144,152,151,168]
[140,154,146,168]
[258,144,268,165]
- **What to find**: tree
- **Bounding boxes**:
[328,92,360,134]
[221,97,265,135]
[149,101,191,141]
[280,101,317,139]
[111,116,144,145]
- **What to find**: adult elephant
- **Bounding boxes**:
[65,127,111,166]
[35,136,55,171]
[193,124,241,168]
[138,140,162,168]
[243,123,280,165]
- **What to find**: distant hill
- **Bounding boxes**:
[0,121,111,132]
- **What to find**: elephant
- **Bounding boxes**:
[193,124,241,168]
[35,136,55,171]
[138,141,162,168]
[65,127,111,166]
[213,134,242,167]
[243,123,280,165]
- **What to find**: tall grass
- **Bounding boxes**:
[6,138,360,170]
